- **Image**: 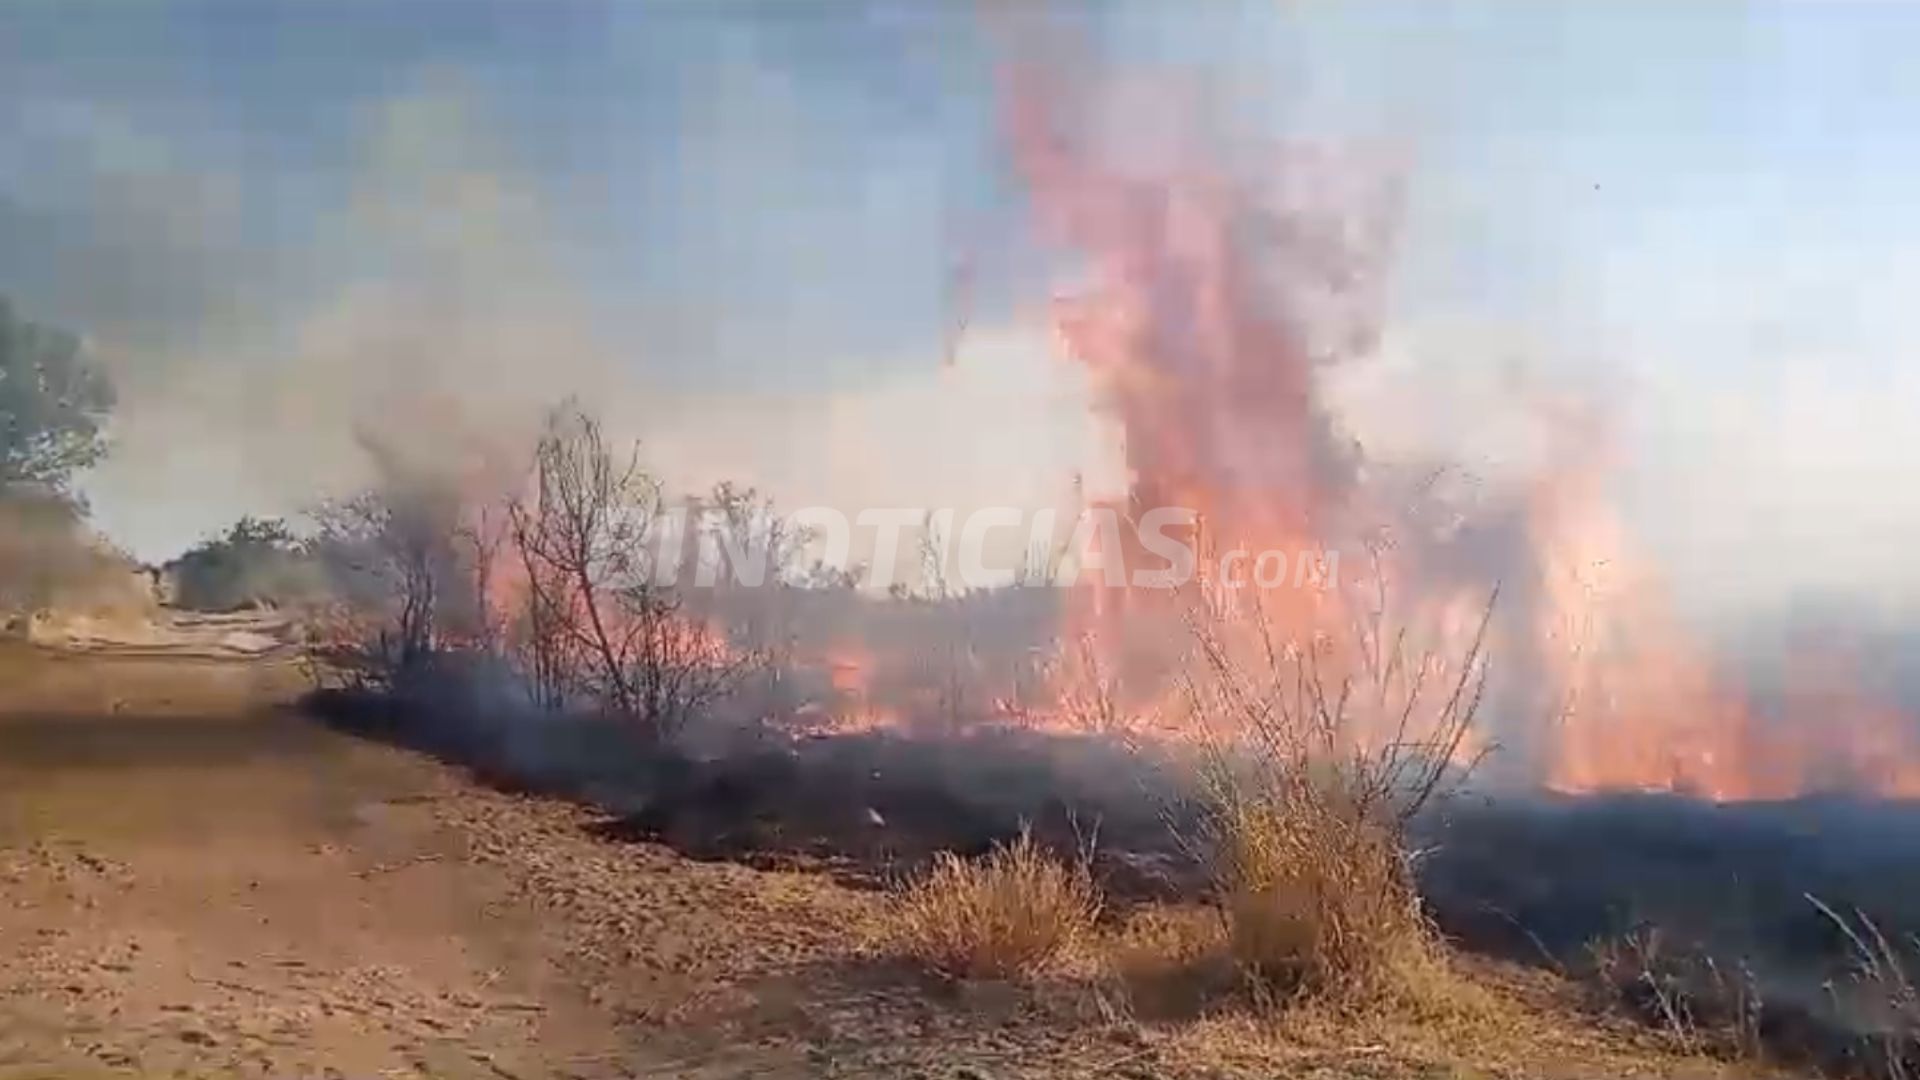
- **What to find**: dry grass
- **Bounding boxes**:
[1093,904,1743,1080]
[1167,583,1495,1010]
[1097,904,1239,1023]
[1206,779,1435,1003]
[886,829,1101,981]
[868,582,1763,1077]
[1581,904,1920,1075]
[1584,925,1765,1062]
[1811,895,1920,1079]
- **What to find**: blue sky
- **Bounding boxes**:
[4,1,1919,618]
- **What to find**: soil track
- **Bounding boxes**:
[0,646,643,1078]
[0,646,1131,1079]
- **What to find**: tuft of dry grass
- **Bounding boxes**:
[1207,781,1435,1004]
[1100,904,1239,1021]
[887,829,1102,981]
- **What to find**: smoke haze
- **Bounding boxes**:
[4,2,1919,640]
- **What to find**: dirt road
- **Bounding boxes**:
[0,647,1125,1080]
[0,649,650,1078]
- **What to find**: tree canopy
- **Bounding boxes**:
[167,516,323,613]
[0,296,116,491]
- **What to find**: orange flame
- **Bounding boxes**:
[999,54,1920,799]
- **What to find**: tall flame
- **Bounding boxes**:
[997,53,1920,799]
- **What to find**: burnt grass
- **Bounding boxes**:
[301,668,1206,900]
[305,670,1920,1074]
[1419,792,1920,1073]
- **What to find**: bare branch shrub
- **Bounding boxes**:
[519,407,657,714]
[504,406,760,740]
[455,504,508,654]
[1175,578,1495,1003]
[506,484,577,711]
[306,483,464,686]
[694,480,815,710]
[295,403,766,743]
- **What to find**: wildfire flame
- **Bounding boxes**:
[997,53,1920,800]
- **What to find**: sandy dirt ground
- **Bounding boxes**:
[0,644,1755,1079]
[0,647,1132,1079]
[0,648,639,1078]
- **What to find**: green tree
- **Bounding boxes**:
[168,516,322,612]
[0,296,115,491]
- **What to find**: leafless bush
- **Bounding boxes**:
[296,404,769,742]
[505,407,656,714]
[1175,580,1495,1003]
[456,504,509,655]
[504,406,762,741]
[887,828,1102,981]
[306,482,463,685]
[692,480,817,712]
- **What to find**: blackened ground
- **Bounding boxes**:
[306,677,1206,900]
[308,676,1920,1074]
[1419,792,1920,1075]
[602,727,1207,900]
[1420,793,1920,969]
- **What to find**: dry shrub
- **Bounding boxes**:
[888,829,1101,981]
[1175,579,1495,1007]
